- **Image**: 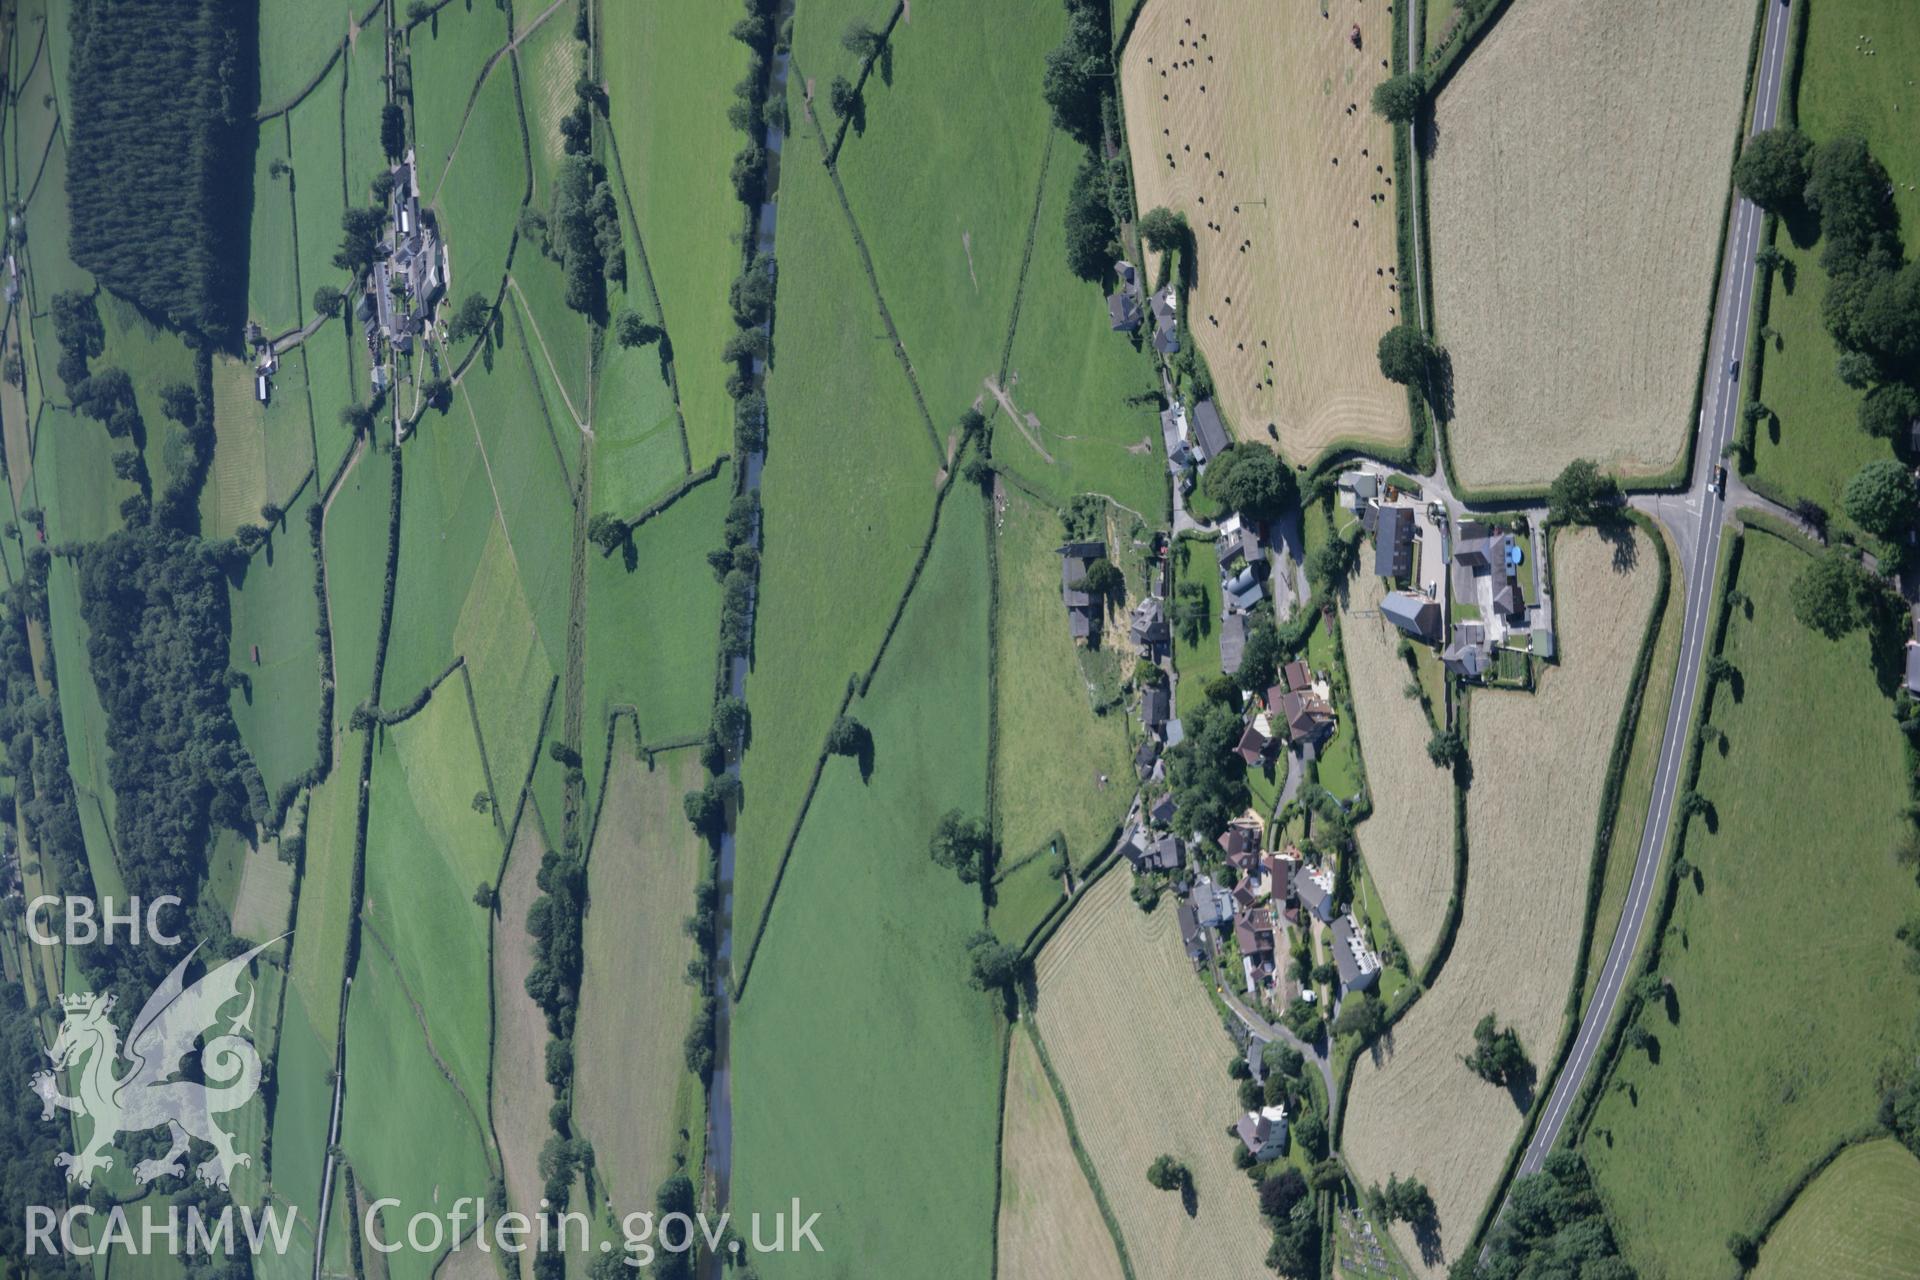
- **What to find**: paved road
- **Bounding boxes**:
[1498,0,1795,1199]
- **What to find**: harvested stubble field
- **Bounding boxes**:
[1752,1140,1920,1280]
[1120,0,1406,465]
[996,1026,1126,1280]
[1342,527,1660,1276]
[1343,571,1454,971]
[1032,868,1270,1279]
[1430,0,1753,491]
[490,813,552,1227]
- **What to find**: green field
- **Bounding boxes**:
[229,522,325,801]
[834,0,1061,431]
[360,687,502,1109]
[1583,532,1920,1278]
[990,488,1132,944]
[251,120,302,336]
[1753,1139,1920,1280]
[602,0,745,470]
[572,738,707,1207]
[409,0,509,201]
[730,483,1000,1280]
[342,940,494,1280]
[581,465,728,803]
[288,61,349,322]
[1170,534,1222,690]
[258,0,348,111]
[1745,0,1918,538]
[518,3,580,206]
[732,141,941,943]
[589,333,683,518]
[997,133,1167,522]
[434,66,530,310]
[322,448,390,713]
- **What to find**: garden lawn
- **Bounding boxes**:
[1583,532,1920,1280]
[993,489,1133,886]
[342,941,494,1280]
[1745,0,1919,540]
[998,132,1167,522]
[572,738,707,1207]
[1171,534,1222,690]
[229,522,325,801]
[729,484,998,1280]
[731,144,938,948]
[835,0,1060,431]
[581,466,727,806]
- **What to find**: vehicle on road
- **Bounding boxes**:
[1713,464,1728,499]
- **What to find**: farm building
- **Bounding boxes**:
[1216,522,1262,573]
[1374,505,1414,579]
[1224,563,1264,613]
[1381,591,1440,642]
[1057,541,1107,640]
[1331,912,1381,994]
[1220,611,1249,675]
[1236,1105,1289,1161]
[1454,520,1525,620]
[1190,399,1231,462]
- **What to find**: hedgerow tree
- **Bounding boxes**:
[825,714,868,758]
[1201,443,1298,521]
[1146,1155,1191,1194]
[1547,458,1619,525]
[964,930,1023,993]
[312,285,345,318]
[1041,3,1108,145]
[1860,382,1920,439]
[380,103,406,159]
[929,809,991,884]
[1137,206,1188,254]
[1370,72,1424,124]
[1843,458,1919,540]
[446,292,491,345]
[1732,126,1812,212]
[1376,324,1436,385]
[1064,153,1118,281]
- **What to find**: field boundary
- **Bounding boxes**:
[731,453,973,999]
[1565,528,1747,1140]
[608,454,728,540]
[253,0,386,122]
[601,122,696,473]
[1460,514,1675,1256]
[790,70,944,460]
[822,0,906,167]
[1421,0,1515,95]
[1022,1016,1141,1280]
[1738,1128,1896,1269]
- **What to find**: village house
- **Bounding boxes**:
[1265,848,1301,912]
[1056,541,1106,641]
[1149,285,1180,355]
[1235,903,1277,990]
[1148,793,1177,829]
[1236,1104,1289,1161]
[1106,260,1144,332]
[1296,862,1336,924]
[1122,824,1183,873]
[1454,520,1525,621]
[1134,736,1161,779]
[1235,714,1275,767]
[1331,912,1382,994]
[1216,518,1263,574]
[1268,662,1336,752]
[1442,621,1493,680]
[1130,595,1170,652]
[1176,901,1207,968]
[1381,590,1441,643]
[1375,505,1415,580]
[1142,685,1171,739]
[1190,877,1233,929]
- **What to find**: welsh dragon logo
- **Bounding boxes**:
[30,938,279,1189]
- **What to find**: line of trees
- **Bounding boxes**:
[66,0,256,337]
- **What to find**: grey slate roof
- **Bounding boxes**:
[1381,590,1440,642]
[1142,686,1170,729]
[1441,623,1491,679]
[1331,914,1380,992]
[1150,286,1179,354]
[1219,611,1249,675]
[1375,505,1414,579]
[1908,644,1920,694]
[1191,399,1231,461]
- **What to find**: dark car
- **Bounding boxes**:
[1713,464,1728,499]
